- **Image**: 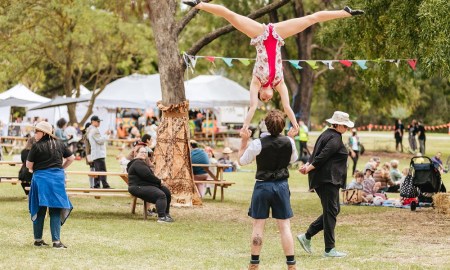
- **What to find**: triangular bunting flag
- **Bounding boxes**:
[205,56,216,63]
[322,61,334,69]
[239,59,251,66]
[355,60,367,70]
[188,55,197,68]
[394,59,401,68]
[288,60,302,69]
[339,60,352,67]
[305,60,319,69]
[222,58,233,67]
[407,59,417,70]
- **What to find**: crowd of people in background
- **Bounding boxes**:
[396,118,427,155]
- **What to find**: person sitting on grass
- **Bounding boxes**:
[362,167,381,203]
[347,171,364,190]
[127,145,173,223]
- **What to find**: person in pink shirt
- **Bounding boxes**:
[183,0,364,133]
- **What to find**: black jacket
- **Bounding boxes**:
[127,159,161,187]
[308,128,348,189]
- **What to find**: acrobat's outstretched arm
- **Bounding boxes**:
[242,77,261,130]
[275,83,299,131]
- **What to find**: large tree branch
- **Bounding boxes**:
[176,0,212,36]
[314,44,344,79]
[185,0,290,56]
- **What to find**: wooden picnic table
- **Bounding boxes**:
[0,161,22,166]
[0,136,28,155]
[65,171,129,184]
[0,161,22,185]
[192,163,235,202]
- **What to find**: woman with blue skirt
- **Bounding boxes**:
[27,121,74,249]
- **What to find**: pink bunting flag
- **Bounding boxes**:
[407,59,417,70]
[339,60,352,67]
[205,56,216,63]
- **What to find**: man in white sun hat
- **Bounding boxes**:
[297,111,354,258]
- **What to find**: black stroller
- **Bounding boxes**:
[401,156,446,211]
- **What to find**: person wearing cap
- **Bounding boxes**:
[26,121,75,249]
[190,139,210,197]
[218,147,237,172]
[88,115,111,189]
[297,111,353,258]
[238,109,298,270]
[348,128,362,174]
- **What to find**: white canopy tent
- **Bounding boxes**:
[0,84,50,135]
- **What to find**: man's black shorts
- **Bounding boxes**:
[248,179,293,219]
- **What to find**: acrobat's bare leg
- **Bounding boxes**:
[275,7,363,39]
[183,1,264,38]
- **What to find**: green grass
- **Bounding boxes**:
[1,134,450,269]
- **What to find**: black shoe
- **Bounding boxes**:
[157,216,174,223]
[53,242,67,249]
[34,240,49,247]
[182,0,201,7]
[410,201,417,211]
[344,6,365,16]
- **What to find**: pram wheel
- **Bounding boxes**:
[410,201,417,211]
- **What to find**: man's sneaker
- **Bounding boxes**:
[323,248,347,257]
[157,216,174,223]
[343,6,365,16]
[52,242,67,249]
[182,0,201,7]
[297,234,312,254]
[34,240,49,247]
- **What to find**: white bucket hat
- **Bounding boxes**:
[326,111,354,128]
[34,121,58,139]
[222,147,233,154]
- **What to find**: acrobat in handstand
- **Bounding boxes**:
[183,0,364,132]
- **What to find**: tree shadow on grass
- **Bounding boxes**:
[70,210,142,221]
[0,196,27,202]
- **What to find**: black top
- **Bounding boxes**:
[308,128,348,189]
[19,149,33,182]
[408,125,417,136]
[27,137,72,171]
[395,123,404,138]
[127,159,161,187]
[417,124,426,140]
[255,135,292,181]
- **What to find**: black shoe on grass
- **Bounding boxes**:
[34,240,49,247]
[53,242,67,249]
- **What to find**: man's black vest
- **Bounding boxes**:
[255,135,292,181]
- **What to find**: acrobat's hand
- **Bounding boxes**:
[287,127,298,138]
[239,128,252,140]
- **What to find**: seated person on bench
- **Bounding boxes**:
[127,145,173,223]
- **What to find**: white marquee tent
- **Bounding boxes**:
[0,84,50,135]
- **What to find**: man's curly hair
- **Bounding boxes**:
[265,109,285,135]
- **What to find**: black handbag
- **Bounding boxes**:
[400,170,418,198]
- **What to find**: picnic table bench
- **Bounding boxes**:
[192,163,236,202]
[0,161,23,185]
[0,136,28,155]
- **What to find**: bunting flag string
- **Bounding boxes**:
[182,53,418,72]
[352,123,450,132]
[315,122,450,132]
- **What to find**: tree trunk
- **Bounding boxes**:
[291,1,315,123]
[148,1,200,206]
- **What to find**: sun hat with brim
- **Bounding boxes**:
[326,111,354,128]
[222,147,233,154]
[34,121,58,139]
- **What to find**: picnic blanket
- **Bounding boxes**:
[342,200,433,209]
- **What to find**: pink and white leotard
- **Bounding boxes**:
[250,23,285,88]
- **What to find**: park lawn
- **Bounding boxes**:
[0,138,449,269]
